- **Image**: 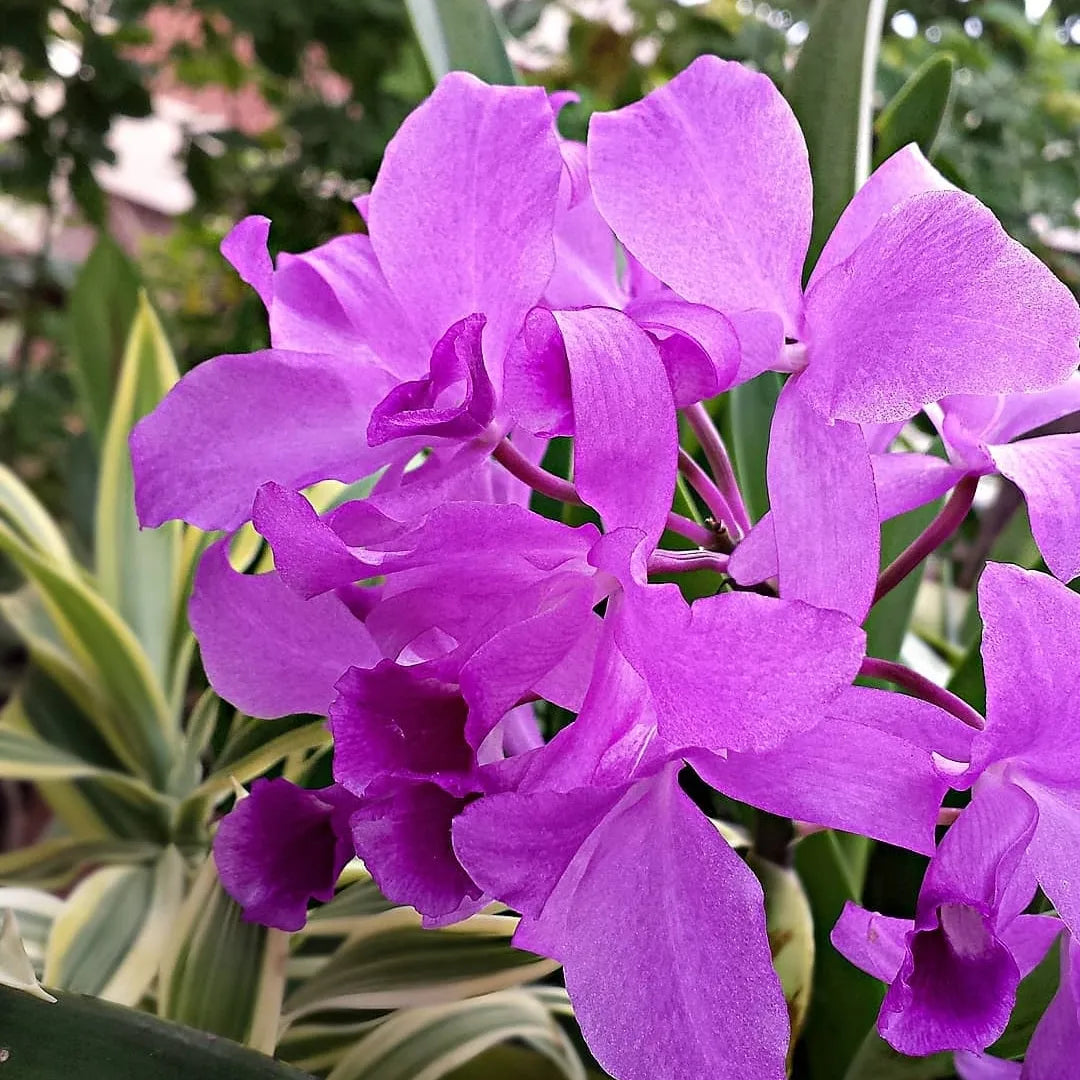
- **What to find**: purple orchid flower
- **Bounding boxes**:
[131,73,565,534]
[834,560,1080,1055]
[588,55,1080,620]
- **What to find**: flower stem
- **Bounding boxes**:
[678,449,738,534]
[492,438,717,548]
[647,549,730,575]
[684,403,751,538]
[873,475,979,604]
[858,656,985,730]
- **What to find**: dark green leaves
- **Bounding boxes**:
[405,0,518,85]
[875,53,956,166]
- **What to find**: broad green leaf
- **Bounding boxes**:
[167,687,220,798]
[45,847,185,1005]
[874,53,955,166]
[95,292,182,686]
[0,910,56,1002]
[159,852,288,1053]
[843,1027,953,1079]
[278,1017,387,1074]
[405,0,518,85]
[299,876,400,938]
[446,1043,593,1080]
[794,829,884,1079]
[0,463,75,570]
[325,991,584,1080]
[785,0,888,268]
[864,497,942,663]
[283,915,557,1023]
[0,887,63,976]
[729,371,783,524]
[0,520,176,785]
[66,233,141,446]
[0,837,159,891]
[0,983,315,1080]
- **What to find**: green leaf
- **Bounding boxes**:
[785,0,888,268]
[0,983,315,1080]
[0,837,160,892]
[299,876,400,938]
[0,910,56,1002]
[0,887,64,976]
[66,234,141,447]
[95,292,183,686]
[0,520,176,785]
[0,463,75,570]
[324,992,584,1080]
[159,852,289,1053]
[874,53,955,166]
[44,847,185,1005]
[794,829,884,1079]
[729,371,783,524]
[405,0,518,84]
[283,914,557,1023]
[843,1027,954,1079]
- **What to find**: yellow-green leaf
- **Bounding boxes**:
[95,292,183,687]
[0,837,160,891]
[44,847,186,1004]
[159,851,288,1053]
[0,463,75,570]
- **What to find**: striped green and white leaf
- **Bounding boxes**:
[0,904,60,1002]
[0,520,175,786]
[44,846,185,1004]
[0,887,64,977]
[282,915,557,1023]
[159,851,288,1053]
[297,876,402,938]
[0,837,160,891]
[95,292,183,689]
[0,463,75,570]
[323,991,585,1080]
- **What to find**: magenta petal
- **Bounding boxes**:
[589,55,809,332]
[954,1053,1022,1080]
[131,349,398,531]
[974,563,1080,777]
[458,578,597,749]
[627,298,741,404]
[1024,935,1080,1080]
[503,308,574,438]
[329,662,476,797]
[831,902,911,983]
[729,311,785,384]
[617,583,865,753]
[695,686,953,854]
[214,779,358,932]
[189,541,379,717]
[368,74,561,374]
[990,435,1080,582]
[252,483,372,598]
[540,768,788,1080]
[368,314,496,446]
[221,215,273,308]
[350,782,482,921]
[271,235,429,380]
[810,144,952,286]
[801,189,1080,423]
[554,307,678,545]
[1000,914,1062,978]
[768,378,880,621]
[872,453,971,519]
[1024,782,1080,938]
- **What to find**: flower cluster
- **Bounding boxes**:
[132,58,1080,1079]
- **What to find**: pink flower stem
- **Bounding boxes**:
[647,549,730,575]
[492,438,718,548]
[684,403,751,538]
[873,475,979,604]
[678,449,738,534]
[858,656,985,731]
